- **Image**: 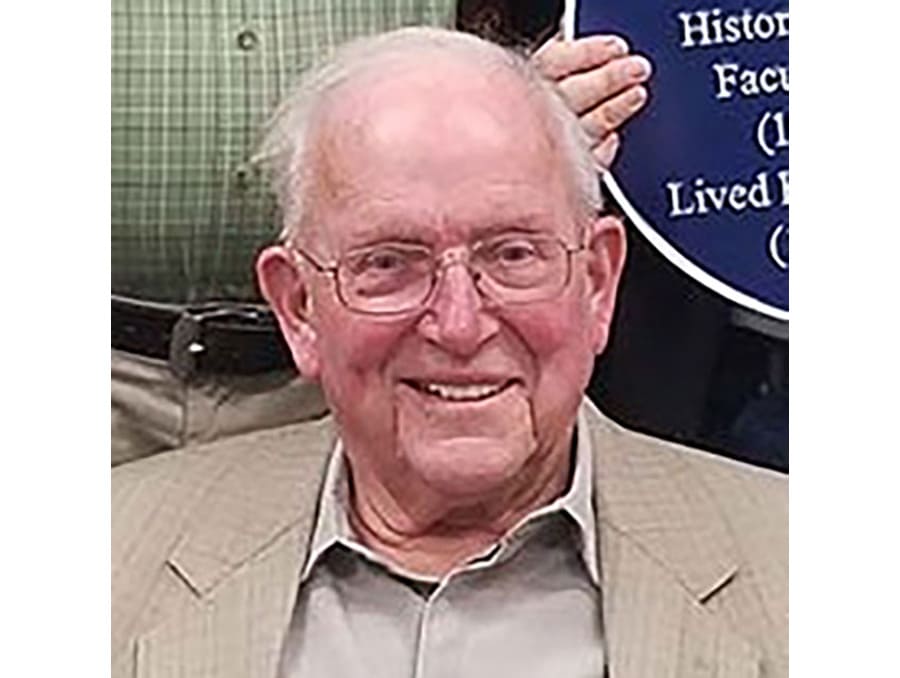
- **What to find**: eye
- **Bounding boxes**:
[345,245,429,276]
[366,250,407,271]
[485,239,540,265]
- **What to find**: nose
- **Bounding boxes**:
[416,260,499,357]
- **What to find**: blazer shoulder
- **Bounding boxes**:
[112,414,336,516]
[643,430,787,516]
[585,402,786,514]
[583,400,787,563]
[112,437,232,530]
[638,429,787,534]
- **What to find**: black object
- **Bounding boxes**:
[457,0,563,48]
[590,209,788,473]
[112,296,294,379]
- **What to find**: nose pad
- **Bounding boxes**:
[432,261,481,317]
[417,260,498,356]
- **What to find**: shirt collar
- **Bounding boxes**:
[301,406,599,585]
[301,436,353,581]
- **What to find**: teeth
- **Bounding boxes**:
[419,381,507,401]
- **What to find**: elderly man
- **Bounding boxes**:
[111,0,651,467]
[112,27,787,678]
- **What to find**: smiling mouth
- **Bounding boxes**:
[402,379,518,402]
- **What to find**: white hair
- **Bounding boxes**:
[254,27,602,241]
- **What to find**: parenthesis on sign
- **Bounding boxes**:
[768,223,788,271]
[756,110,775,159]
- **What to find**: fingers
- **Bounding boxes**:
[533,34,630,80]
[580,84,649,142]
[591,132,620,170]
[557,54,652,115]
[532,34,654,169]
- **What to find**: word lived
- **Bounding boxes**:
[666,169,788,219]
[677,7,789,101]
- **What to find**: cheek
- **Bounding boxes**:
[317,315,404,393]
[502,294,595,416]
[505,292,593,365]
[317,308,408,412]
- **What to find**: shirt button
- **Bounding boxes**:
[236,29,259,51]
[233,163,255,189]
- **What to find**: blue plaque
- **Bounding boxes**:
[566,1,789,319]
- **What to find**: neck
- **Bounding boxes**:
[345,435,573,578]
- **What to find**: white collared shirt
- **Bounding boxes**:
[279,411,605,678]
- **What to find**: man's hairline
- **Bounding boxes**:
[291,65,589,249]
[262,29,603,247]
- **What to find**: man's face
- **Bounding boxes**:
[260,60,624,514]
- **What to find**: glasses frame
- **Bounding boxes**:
[286,234,588,317]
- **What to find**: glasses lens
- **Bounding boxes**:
[330,235,573,314]
[339,243,433,314]
[474,235,568,303]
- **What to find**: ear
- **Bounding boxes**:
[256,245,322,379]
[584,214,627,355]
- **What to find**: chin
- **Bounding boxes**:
[404,434,534,499]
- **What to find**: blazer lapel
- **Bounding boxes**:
[598,527,760,678]
[586,402,762,678]
[135,417,336,678]
[132,404,763,678]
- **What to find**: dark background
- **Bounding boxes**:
[459,0,788,472]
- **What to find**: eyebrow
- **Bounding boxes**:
[342,225,433,250]
[469,219,551,240]
[342,214,555,250]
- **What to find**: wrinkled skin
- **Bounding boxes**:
[258,55,626,574]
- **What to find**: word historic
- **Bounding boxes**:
[677,8,789,49]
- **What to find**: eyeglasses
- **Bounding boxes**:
[287,233,586,316]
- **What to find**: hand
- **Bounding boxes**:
[532,34,652,169]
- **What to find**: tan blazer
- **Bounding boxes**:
[112,400,787,678]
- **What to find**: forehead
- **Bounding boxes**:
[305,57,576,246]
